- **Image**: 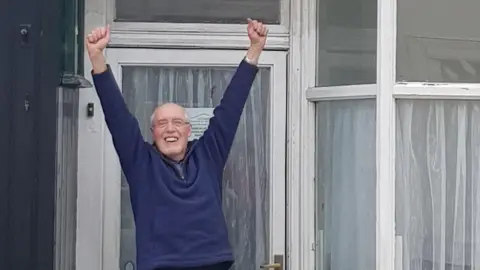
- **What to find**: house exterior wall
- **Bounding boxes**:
[55,88,79,270]
[75,0,480,270]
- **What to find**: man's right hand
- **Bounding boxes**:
[86,26,110,73]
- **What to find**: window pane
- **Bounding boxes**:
[397,0,480,82]
[316,0,377,86]
[315,99,376,270]
[120,66,271,269]
[115,0,280,24]
[61,0,83,74]
[396,100,480,269]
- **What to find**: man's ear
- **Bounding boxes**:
[187,124,192,137]
[150,127,157,138]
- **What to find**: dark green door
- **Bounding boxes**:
[0,0,62,267]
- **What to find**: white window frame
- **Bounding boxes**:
[103,48,288,269]
[304,0,395,267]
[307,0,480,269]
[286,0,317,269]
[105,0,290,49]
[306,84,377,101]
[77,48,289,270]
[305,0,394,268]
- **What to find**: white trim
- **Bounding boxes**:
[109,22,290,35]
[84,0,292,50]
[299,0,317,268]
[286,3,300,270]
[105,0,290,49]
[101,48,288,269]
[108,25,289,50]
[109,23,289,33]
[108,31,289,50]
[394,84,480,99]
[287,0,317,268]
[376,0,396,268]
[286,0,301,267]
[76,0,108,268]
[306,84,377,101]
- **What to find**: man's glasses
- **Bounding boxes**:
[152,118,190,129]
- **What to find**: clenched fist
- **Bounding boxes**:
[86,26,110,60]
[247,18,268,49]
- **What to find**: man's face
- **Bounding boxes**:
[151,104,191,161]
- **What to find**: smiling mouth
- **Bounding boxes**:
[165,137,178,142]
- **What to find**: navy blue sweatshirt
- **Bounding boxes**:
[92,59,259,270]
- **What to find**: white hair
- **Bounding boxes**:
[150,106,190,126]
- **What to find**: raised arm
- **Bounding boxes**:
[87,26,146,179]
[201,19,267,168]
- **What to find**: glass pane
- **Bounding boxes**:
[61,0,83,74]
[315,99,376,270]
[316,0,377,86]
[396,100,480,269]
[115,0,280,24]
[397,0,480,83]
[119,65,271,270]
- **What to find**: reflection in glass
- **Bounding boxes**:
[115,0,280,24]
[61,0,83,74]
[315,99,376,270]
[120,66,271,270]
[316,0,377,86]
[396,100,480,270]
[397,0,480,82]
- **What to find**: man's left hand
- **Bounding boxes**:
[247,18,268,49]
[246,19,268,64]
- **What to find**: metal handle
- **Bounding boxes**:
[260,263,281,269]
[19,24,31,45]
[260,254,284,270]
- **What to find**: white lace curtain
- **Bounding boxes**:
[396,100,480,270]
[119,65,271,270]
[315,99,377,270]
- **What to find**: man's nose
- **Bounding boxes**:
[165,122,176,131]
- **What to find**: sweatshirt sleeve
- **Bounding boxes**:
[92,65,146,179]
[201,59,259,169]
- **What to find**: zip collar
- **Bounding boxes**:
[152,140,198,163]
[152,140,200,181]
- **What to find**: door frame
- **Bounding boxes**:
[81,0,316,268]
[77,48,288,270]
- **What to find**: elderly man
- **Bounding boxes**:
[86,19,267,270]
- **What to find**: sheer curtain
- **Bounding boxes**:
[396,100,480,270]
[315,99,376,270]
[119,65,271,270]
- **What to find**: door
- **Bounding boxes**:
[99,48,287,269]
[0,0,60,266]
